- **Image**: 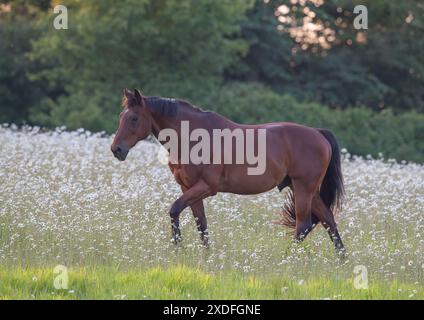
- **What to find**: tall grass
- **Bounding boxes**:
[0,125,423,299]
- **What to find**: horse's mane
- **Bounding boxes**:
[145,96,179,118]
[123,94,207,118]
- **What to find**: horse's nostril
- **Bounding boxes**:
[112,144,127,161]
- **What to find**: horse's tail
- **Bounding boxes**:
[318,129,345,213]
[277,129,345,230]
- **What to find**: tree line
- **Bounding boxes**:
[0,0,423,162]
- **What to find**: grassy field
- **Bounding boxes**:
[0,265,423,300]
[0,125,423,299]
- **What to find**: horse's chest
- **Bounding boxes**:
[168,164,197,189]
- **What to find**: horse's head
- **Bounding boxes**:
[111,89,153,161]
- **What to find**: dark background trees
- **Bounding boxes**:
[232,0,424,112]
[0,0,423,161]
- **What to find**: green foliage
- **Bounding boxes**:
[234,0,424,111]
[0,1,46,124]
[28,0,252,131]
[0,0,423,162]
[212,83,424,162]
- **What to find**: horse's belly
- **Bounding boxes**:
[219,172,280,195]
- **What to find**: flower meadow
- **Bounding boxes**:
[0,125,423,299]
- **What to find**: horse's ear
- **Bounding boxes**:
[134,89,143,105]
[123,88,132,99]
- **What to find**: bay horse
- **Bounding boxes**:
[111,89,346,254]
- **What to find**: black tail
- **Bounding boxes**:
[277,129,345,230]
[318,129,345,213]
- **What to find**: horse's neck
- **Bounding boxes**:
[148,99,190,138]
[148,98,237,139]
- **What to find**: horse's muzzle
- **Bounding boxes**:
[111,145,128,161]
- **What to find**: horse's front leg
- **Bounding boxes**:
[170,180,211,244]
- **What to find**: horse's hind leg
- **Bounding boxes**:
[292,179,315,242]
[190,200,209,247]
[311,194,345,254]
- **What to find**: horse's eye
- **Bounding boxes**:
[131,117,138,122]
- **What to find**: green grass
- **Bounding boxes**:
[1,129,423,299]
[0,265,422,300]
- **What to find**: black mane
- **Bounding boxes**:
[145,96,179,118]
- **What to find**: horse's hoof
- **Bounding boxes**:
[336,248,347,260]
[291,238,303,245]
[172,235,182,245]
